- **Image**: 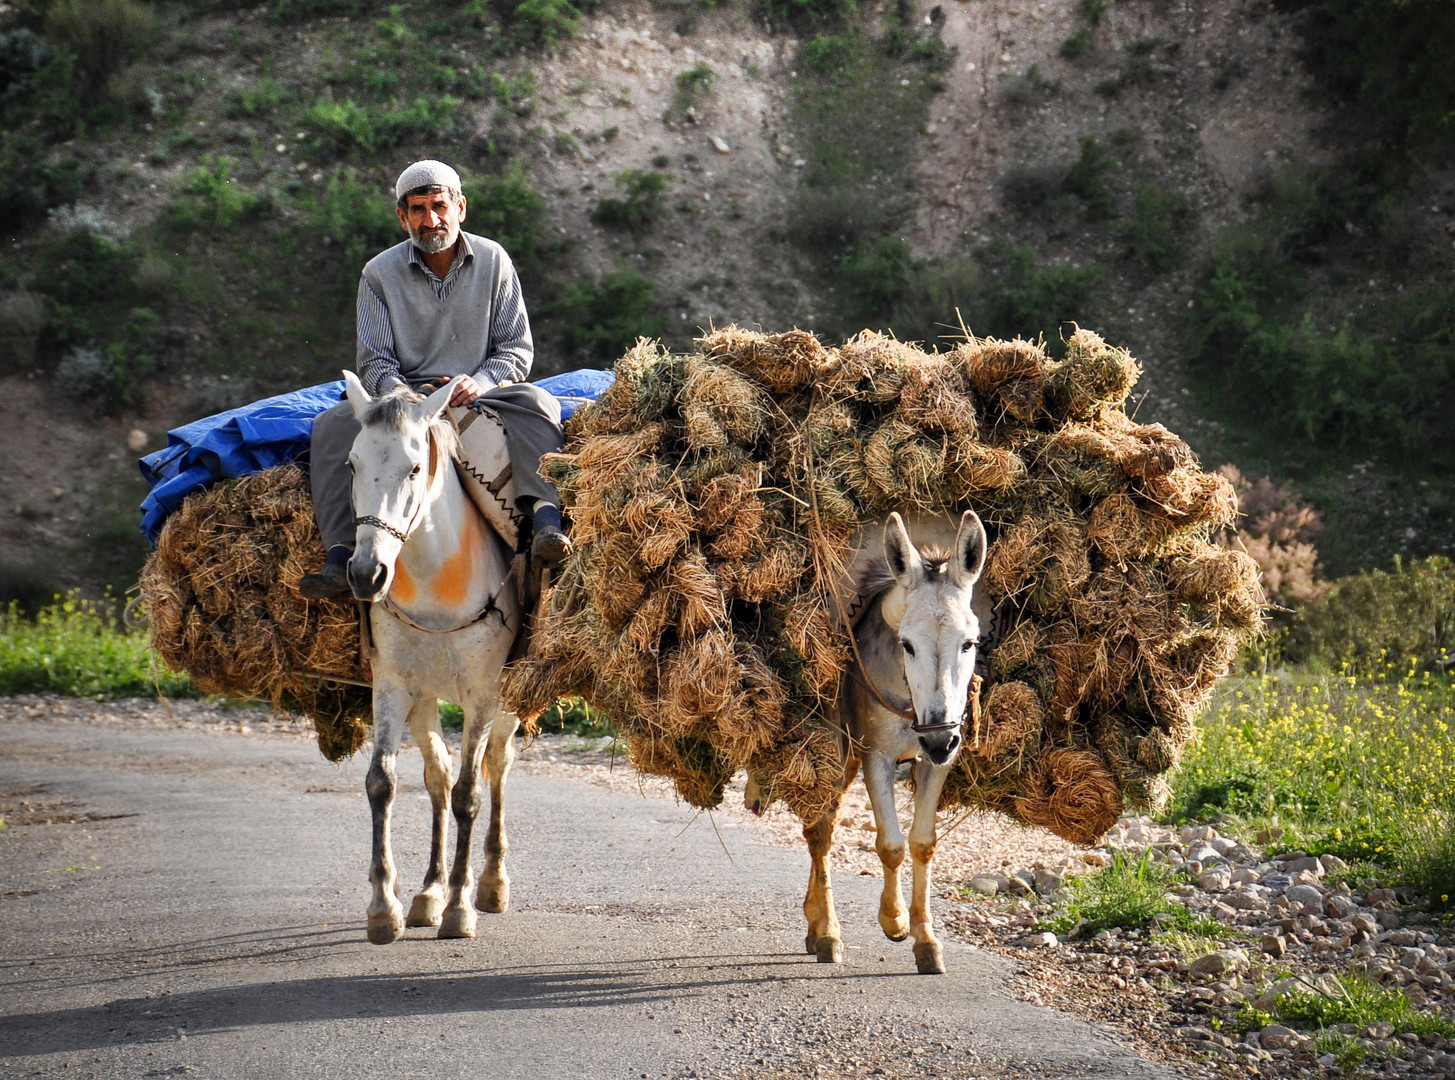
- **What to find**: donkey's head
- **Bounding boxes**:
[880,510,988,766]
[342,371,459,602]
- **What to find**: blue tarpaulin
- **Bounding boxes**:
[138,368,616,545]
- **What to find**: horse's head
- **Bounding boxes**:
[880,510,987,767]
[341,370,458,602]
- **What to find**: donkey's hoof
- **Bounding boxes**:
[437,905,477,939]
[406,892,446,928]
[815,937,844,964]
[913,940,946,975]
[879,914,910,942]
[366,910,404,945]
[476,880,509,914]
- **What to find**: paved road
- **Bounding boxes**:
[0,715,1178,1079]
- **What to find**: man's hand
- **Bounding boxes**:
[449,375,487,407]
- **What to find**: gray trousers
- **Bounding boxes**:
[309,381,564,552]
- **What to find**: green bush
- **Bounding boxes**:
[549,266,666,366]
[1399,809,1455,909]
[591,169,669,232]
[0,596,193,698]
[462,165,551,283]
[497,0,584,49]
[223,75,287,118]
[960,243,1101,348]
[839,235,913,322]
[1048,852,1184,936]
[1274,0,1455,146]
[1113,186,1187,270]
[305,95,462,157]
[0,134,85,234]
[166,156,271,230]
[1269,972,1455,1038]
[43,0,155,98]
[1062,134,1117,220]
[760,0,854,31]
[1288,555,1455,672]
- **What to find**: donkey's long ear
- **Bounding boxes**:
[420,377,458,424]
[883,512,924,589]
[343,370,372,421]
[951,509,988,589]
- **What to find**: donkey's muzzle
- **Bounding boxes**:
[918,727,962,766]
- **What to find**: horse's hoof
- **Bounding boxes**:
[437,905,477,939]
[406,892,446,928]
[476,880,509,914]
[879,915,910,942]
[913,940,946,975]
[366,910,404,945]
[815,937,844,964]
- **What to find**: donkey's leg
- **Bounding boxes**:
[907,757,953,975]
[863,753,909,942]
[365,683,412,945]
[801,796,844,963]
[475,703,519,914]
[438,703,489,940]
[405,701,453,929]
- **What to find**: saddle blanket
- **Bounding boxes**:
[138,368,615,544]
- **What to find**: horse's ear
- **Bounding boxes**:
[420,377,458,423]
[342,370,372,421]
[883,512,924,588]
[951,509,988,589]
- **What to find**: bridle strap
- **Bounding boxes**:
[353,514,409,543]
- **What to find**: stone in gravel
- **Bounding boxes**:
[1015,931,1058,948]
[1284,856,1325,876]
[1262,934,1287,958]
[1004,872,1033,896]
[1321,853,1348,872]
[1286,884,1325,908]
[1209,836,1236,856]
[1352,914,1379,935]
[1230,867,1260,886]
[1366,887,1398,906]
[1259,1025,1304,1051]
[1189,948,1249,976]
[967,874,1002,896]
[1317,1053,1338,1068]
[1400,947,1428,968]
[1197,870,1232,892]
[1033,869,1064,893]
[1224,890,1268,911]
[1377,909,1402,929]
[1367,1021,1395,1039]
[1260,872,1293,891]
[1187,844,1222,864]
[1378,928,1420,946]
[1081,851,1110,867]
[1325,894,1358,919]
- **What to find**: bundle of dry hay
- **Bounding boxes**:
[504,327,1263,844]
[138,464,371,761]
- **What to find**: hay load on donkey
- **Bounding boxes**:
[503,327,1264,846]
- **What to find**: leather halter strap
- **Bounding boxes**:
[353,513,409,543]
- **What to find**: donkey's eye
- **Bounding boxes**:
[410,464,421,477]
[900,640,915,657]
[962,640,975,653]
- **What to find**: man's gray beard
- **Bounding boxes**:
[411,226,457,254]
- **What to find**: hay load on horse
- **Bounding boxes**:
[503,326,1264,841]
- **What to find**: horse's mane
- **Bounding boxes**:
[359,385,462,461]
[858,544,954,596]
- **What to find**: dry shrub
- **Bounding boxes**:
[140,465,370,761]
[969,680,1043,763]
[1169,548,1265,630]
[1215,465,1331,614]
[1015,748,1125,846]
[1052,328,1141,420]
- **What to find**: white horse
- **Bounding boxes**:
[341,371,521,945]
[799,510,987,974]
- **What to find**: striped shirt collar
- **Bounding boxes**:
[406,231,475,285]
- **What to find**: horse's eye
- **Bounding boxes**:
[900,640,915,657]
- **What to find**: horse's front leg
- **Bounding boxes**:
[907,756,953,974]
[801,797,844,963]
[438,702,490,940]
[475,702,519,914]
[863,752,909,942]
[405,701,453,928]
[365,683,413,944]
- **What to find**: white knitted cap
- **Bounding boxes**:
[394,159,462,202]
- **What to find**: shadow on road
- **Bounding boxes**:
[0,944,911,1057]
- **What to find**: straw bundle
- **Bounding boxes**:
[137,465,371,761]
[504,327,1265,842]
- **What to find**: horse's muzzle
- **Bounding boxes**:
[348,557,390,602]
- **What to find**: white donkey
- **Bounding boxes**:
[799,510,987,974]
[341,371,521,945]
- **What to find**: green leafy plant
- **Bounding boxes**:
[1062,135,1117,219]
[167,156,270,230]
[223,76,287,118]
[1289,555,1455,672]
[1048,851,1183,936]
[591,169,669,232]
[1272,972,1455,1038]
[1113,186,1188,270]
[498,0,586,49]
[43,0,155,99]
[549,265,666,365]
[664,61,712,123]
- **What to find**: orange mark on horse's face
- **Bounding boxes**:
[431,511,480,609]
[391,560,417,605]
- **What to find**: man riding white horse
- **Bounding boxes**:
[301,158,570,599]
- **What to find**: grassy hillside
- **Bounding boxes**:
[0,0,1452,597]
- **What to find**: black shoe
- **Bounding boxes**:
[299,559,351,599]
[531,525,572,568]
